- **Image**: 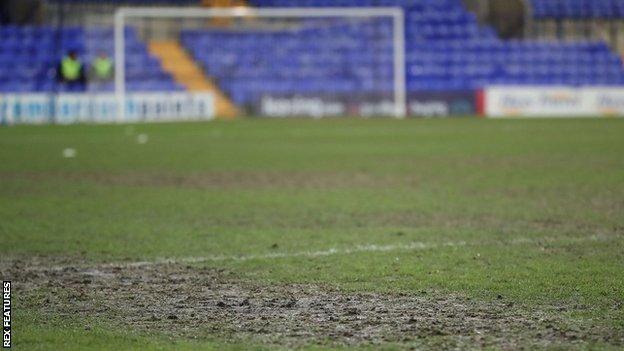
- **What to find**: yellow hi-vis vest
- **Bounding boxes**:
[93,57,113,79]
[61,57,82,80]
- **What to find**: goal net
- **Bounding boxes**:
[114,7,406,119]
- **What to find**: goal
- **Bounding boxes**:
[114,6,406,119]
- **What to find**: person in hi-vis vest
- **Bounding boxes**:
[57,50,86,91]
[89,52,114,82]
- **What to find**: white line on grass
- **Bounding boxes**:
[80,233,620,270]
[13,233,618,272]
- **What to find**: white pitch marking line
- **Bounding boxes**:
[6,234,617,273]
[33,233,620,272]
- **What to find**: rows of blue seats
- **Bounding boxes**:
[255,0,624,19]
[3,0,624,95]
[530,0,624,19]
[181,6,486,103]
[182,20,395,104]
[277,1,624,89]
[0,25,182,92]
[181,1,624,101]
[409,37,624,88]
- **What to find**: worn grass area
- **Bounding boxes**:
[1,118,623,349]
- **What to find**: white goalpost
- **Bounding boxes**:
[114,6,407,120]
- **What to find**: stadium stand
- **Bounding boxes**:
[1,0,624,100]
[0,25,182,92]
[177,0,624,106]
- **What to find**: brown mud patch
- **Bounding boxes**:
[3,258,622,349]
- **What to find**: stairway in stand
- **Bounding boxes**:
[149,40,238,118]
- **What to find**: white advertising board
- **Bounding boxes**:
[484,87,624,118]
[0,92,215,125]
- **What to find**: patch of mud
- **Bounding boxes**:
[3,259,622,349]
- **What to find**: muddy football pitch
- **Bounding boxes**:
[1,118,623,350]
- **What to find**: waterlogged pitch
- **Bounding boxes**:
[1,118,623,350]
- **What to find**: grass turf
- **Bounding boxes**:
[1,118,623,349]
